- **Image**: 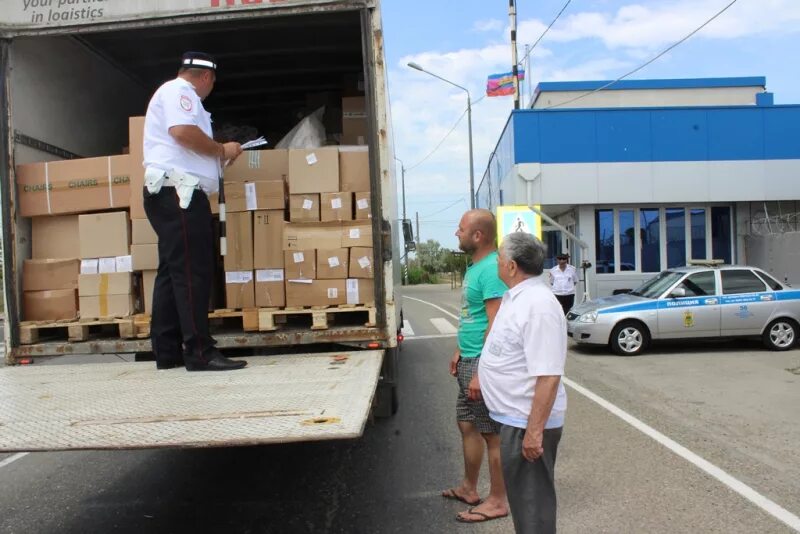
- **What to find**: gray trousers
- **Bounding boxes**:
[500,424,563,534]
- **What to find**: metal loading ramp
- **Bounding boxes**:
[0,351,383,452]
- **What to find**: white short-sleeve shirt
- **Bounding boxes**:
[549,264,579,296]
[143,77,219,194]
[479,275,568,429]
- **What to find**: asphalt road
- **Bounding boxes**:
[0,284,799,533]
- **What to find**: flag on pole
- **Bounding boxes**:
[486,70,526,97]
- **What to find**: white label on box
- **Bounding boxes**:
[81,259,99,275]
[306,153,318,165]
[256,269,284,282]
[357,198,369,210]
[328,256,340,268]
[245,182,258,211]
[327,287,339,299]
[248,151,261,169]
[349,228,361,239]
[115,255,133,273]
[302,198,313,210]
[289,278,313,284]
[99,257,117,274]
[226,271,253,284]
[358,256,371,269]
[346,279,359,305]
[293,252,305,264]
[331,197,343,209]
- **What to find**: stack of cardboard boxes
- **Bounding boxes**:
[16,92,374,322]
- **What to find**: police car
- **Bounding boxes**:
[567,263,800,356]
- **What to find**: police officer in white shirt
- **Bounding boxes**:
[549,252,579,315]
[143,51,246,371]
[479,232,567,534]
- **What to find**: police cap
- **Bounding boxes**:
[180,51,217,71]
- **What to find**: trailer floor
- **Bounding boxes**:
[0,350,383,451]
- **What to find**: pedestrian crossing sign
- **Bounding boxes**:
[496,205,541,245]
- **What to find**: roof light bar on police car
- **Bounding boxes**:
[687,259,725,267]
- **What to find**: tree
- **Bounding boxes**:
[415,239,446,274]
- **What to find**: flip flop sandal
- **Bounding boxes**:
[455,507,509,523]
[441,488,482,506]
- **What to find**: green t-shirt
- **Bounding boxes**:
[458,251,508,358]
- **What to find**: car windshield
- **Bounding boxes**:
[629,271,686,299]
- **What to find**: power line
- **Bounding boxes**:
[518,0,572,67]
[546,0,740,110]
[420,197,467,218]
[406,108,468,171]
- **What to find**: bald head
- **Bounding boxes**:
[456,209,497,256]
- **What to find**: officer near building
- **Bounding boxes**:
[142,51,246,371]
[549,252,579,315]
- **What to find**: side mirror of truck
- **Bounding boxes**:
[402,219,414,246]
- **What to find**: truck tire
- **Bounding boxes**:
[373,383,398,418]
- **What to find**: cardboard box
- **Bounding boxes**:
[24,289,78,321]
[348,247,374,278]
[339,147,370,192]
[225,271,255,309]
[23,259,80,291]
[129,116,145,219]
[224,149,288,183]
[317,248,349,279]
[78,272,133,318]
[225,180,285,212]
[354,192,371,220]
[342,97,367,145]
[132,244,159,271]
[79,211,130,259]
[32,214,80,259]
[288,148,339,194]
[321,192,353,222]
[142,270,156,315]
[289,194,320,222]
[283,222,342,250]
[285,279,346,307]
[132,218,157,244]
[255,269,286,308]
[285,250,316,280]
[17,155,132,217]
[224,212,253,271]
[346,278,375,305]
[341,221,372,248]
[253,210,286,269]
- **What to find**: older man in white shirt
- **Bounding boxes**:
[478,232,567,534]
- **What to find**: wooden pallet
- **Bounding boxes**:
[131,309,261,338]
[19,317,137,345]
[258,304,377,332]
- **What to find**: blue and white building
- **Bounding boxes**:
[477,77,800,299]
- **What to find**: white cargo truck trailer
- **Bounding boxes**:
[0,0,404,451]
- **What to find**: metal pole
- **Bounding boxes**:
[416,211,420,244]
[467,92,475,209]
[401,163,407,220]
[510,0,520,110]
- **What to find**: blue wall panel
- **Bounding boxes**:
[511,105,800,165]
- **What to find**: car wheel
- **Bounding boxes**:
[762,318,798,351]
[610,321,650,356]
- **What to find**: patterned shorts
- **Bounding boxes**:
[456,357,501,434]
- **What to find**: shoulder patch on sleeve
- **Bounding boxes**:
[179,94,193,112]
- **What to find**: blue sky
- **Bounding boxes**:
[380,0,800,249]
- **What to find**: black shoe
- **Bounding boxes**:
[185,355,247,372]
[156,358,184,370]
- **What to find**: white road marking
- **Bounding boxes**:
[403,295,460,321]
[563,377,800,532]
[405,294,800,532]
[430,318,457,335]
[0,452,29,470]
[402,320,415,337]
[403,334,457,341]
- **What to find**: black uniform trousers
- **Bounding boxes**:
[555,294,574,316]
[143,186,215,366]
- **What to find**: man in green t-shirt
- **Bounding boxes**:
[441,209,510,524]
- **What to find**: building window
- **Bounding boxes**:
[666,208,686,268]
[711,206,732,264]
[639,209,661,272]
[690,208,706,260]
[619,210,635,271]
[595,209,615,273]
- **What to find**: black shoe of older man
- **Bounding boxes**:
[185,351,247,372]
[156,358,184,370]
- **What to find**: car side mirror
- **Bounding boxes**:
[669,287,686,298]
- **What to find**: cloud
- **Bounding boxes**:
[473,18,503,32]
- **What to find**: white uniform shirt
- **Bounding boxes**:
[143,77,219,194]
[479,276,567,429]
[549,264,578,296]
